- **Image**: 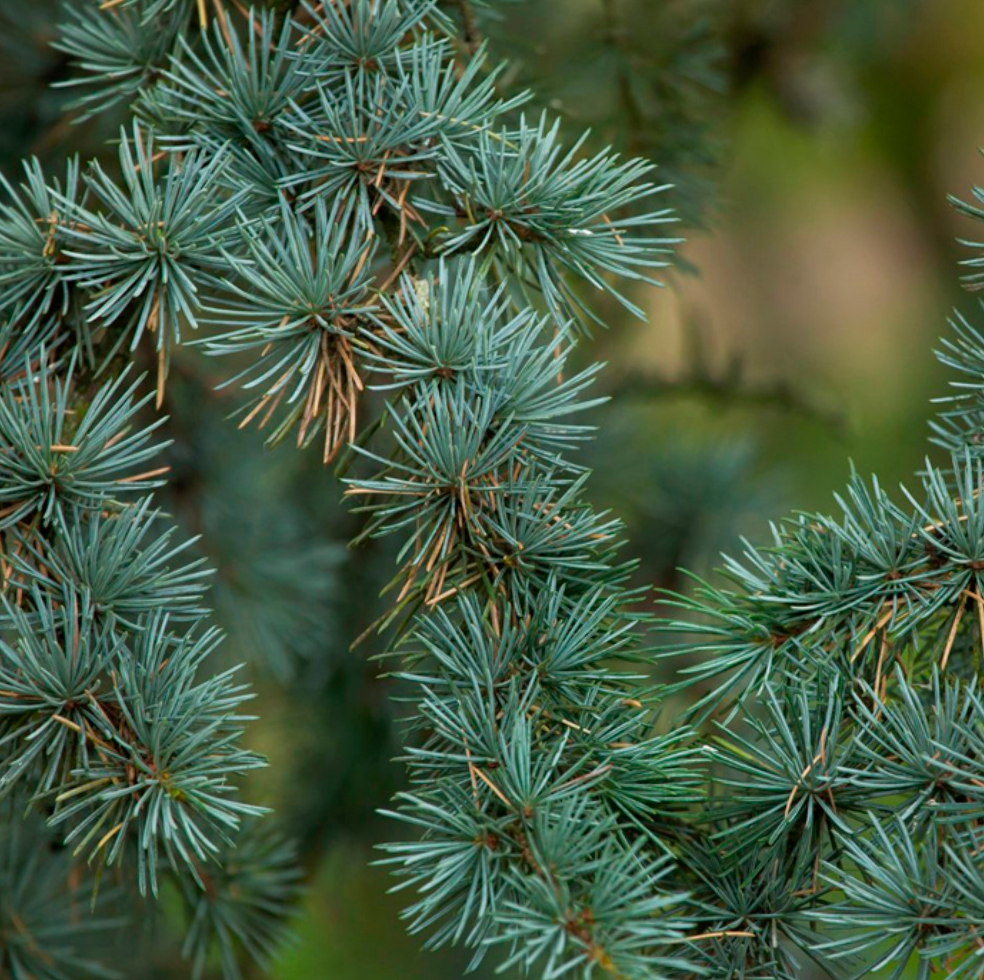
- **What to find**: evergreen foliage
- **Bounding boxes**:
[0,1,981,979]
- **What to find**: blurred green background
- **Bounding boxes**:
[4,0,984,977]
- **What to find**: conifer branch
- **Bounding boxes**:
[5,2,984,979]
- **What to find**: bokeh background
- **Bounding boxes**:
[4,0,984,977]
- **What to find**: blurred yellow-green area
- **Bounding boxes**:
[257,1,984,978]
